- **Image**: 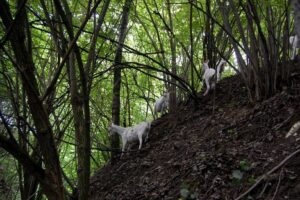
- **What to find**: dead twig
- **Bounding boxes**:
[271,168,283,200]
[235,148,300,200]
[257,181,269,199]
[273,113,294,131]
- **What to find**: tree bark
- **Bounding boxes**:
[0,1,65,199]
[53,1,103,198]
[111,0,133,163]
[189,1,195,91]
[167,0,177,112]
[217,0,253,101]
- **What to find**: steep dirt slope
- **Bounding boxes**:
[90,66,300,200]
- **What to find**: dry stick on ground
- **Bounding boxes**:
[257,180,270,199]
[235,148,300,200]
[271,168,283,200]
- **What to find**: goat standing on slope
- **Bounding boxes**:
[290,35,299,59]
[202,60,216,96]
[202,59,227,95]
[109,121,151,156]
[154,92,169,119]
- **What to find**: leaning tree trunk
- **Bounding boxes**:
[189,1,195,93]
[167,0,177,112]
[53,0,90,197]
[217,0,253,102]
[111,0,133,163]
[0,1,65,199]
[53,0,103,198]
[13,65,39,200]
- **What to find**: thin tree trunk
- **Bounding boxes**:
[206,0,213,63]
[111,0,133,163]
[189,1,195,90]
[217,0,253,101]
[53,1,102,198]
[241,1,262,101]
[144,0,169,87]
[282,2,290,82]
[86,0,111,91]
[167,0,177,112]
[247,0,271,99]
[68,50,87,200]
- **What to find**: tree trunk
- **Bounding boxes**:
[217,0,253,101]
[207,0,213,63]
[111,0,133,163]
[0,1,65,199]
[189,1,195,91]
[167,0,177,112]
[13,68,39,200]
[53,1,103,198]
[68,50,88,200]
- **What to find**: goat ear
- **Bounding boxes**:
[110,122,114,127]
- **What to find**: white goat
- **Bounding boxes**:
[216,59,227,82]
[292,0,300,48]
[154,92,169,119]
[109,121,151,156]
[289,35,299,59]
[202,60,216,96]
[202,59,227,95]
[286,121,300,138]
